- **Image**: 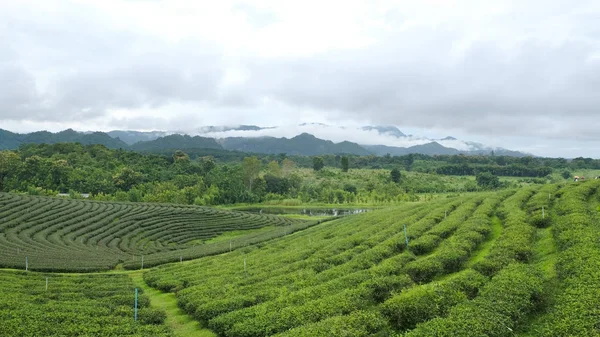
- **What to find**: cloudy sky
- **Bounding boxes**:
[1,0,599,157]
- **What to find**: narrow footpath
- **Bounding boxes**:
[466,215,503,267]
[129,272,216,337]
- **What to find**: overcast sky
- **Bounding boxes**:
[1,0,599,157]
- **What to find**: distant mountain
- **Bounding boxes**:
[365,142,461,156]
[0,128,128,150]
[361,125,406,138]
[1,125,531,157]
[0,129,23,150]
[131,134,223,151]
[107,130,170,145]
[220,133,371,156]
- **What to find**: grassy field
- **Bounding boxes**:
[1,181,599,336]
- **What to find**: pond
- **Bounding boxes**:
[236,207,370,217]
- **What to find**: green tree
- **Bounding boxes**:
[281,158,296,176]
[0,151,20,191]
[312,156,325,171]
[561,170,572,180]
[267,160,282,177]
[172,150,190,163]
[476,172,501,189]
[242,156,261,190]
[112,167,143,191]
[391,168,401,183]
[341,156,349,172]
[201,156,216,174]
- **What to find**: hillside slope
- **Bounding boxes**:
[220,133,372,156]
[0,128,129,149]
[142,181,600,336]
[0,193,310,271]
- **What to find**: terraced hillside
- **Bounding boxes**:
[0,270,172,337]
[0,193,311,271]
[142,181,600,336]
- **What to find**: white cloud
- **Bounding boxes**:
[1,0,600,157]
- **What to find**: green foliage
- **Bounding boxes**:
[407,264,544,337]
[341,156,349,172]
[561,170,572,179]
[273,310,388,337]
[473,187,538,276]
[390,168,401,183]
[534,181,600,336]
[0,271,172,337]
[2,182,600,336]
[242,156,261,190]
[0,193,309,271]
[312,156,325,171]
[476,171,501,189]
[382,270,487,331]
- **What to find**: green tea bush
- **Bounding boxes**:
[407,264,543,337]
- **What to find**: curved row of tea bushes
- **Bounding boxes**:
[272,310,389,337]
[382,269,488,331]
[537,180,600,336]
[0,193,305,271]
[406,263,544,337]
[472,186,541,276]
[404,190,514,283]
[143,194,503,336]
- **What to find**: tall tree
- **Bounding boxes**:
[0,151,20,191]
[341,156,349,172]
[390,168,401,183]
[267,160,282,177]
[312,156,325,171]
[242,156,261,190]
[112,167,143,191]
[281,158,296,176]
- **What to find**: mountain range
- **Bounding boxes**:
[0,125,530,157]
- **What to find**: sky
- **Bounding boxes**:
[1,0,599,157]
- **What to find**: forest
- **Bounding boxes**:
[0,142,592,206]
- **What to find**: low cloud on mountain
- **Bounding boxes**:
[1,1,600,157]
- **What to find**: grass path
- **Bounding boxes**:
[129,272,216,337]
[515,219,559,335]
[466,215,503,267]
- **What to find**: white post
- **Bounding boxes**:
[542,206,545,219]
[141,255,144,270]
[45,277,48,291]
[244,257,247,273]
[25,256,28,271]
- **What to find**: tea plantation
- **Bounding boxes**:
[0,193,309,271]
[144,181,600,336]
[1,181,600,336]
[0,271,172,337]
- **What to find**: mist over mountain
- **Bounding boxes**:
[0,124,531,157]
